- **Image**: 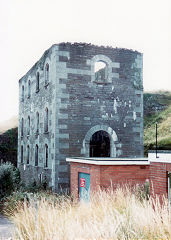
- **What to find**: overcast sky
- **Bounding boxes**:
[0,0,170,123]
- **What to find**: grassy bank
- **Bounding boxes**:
[144,104,171,155]
[10,187,171,240]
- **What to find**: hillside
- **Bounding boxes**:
[0,116,18,134]
[144,91,171,155]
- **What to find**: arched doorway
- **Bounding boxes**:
[81,125,118,157]
[90,130,110,157]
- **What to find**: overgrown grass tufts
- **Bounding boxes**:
[11,187,171,240]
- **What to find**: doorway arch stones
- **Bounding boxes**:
[81,125,118,157]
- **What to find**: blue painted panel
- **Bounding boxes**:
[79,172,90,202]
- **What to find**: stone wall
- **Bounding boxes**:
[18,46,57,188]
[18,42,144,192]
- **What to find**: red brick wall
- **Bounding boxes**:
[70,162,150,199]
[70,161,171,201]
[100,165,150,189]
[150,162,171,198]
[70,162,100,199]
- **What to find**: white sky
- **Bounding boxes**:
[0,0,170,123]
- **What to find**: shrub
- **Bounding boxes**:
[20,179,50,193]
[1,191,28,216]
[1,189,65,217]
[0,162,20,199]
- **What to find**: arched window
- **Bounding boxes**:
[21,145,23,163]
[28,80,31,98]
[45,144,48,168]
[44,108,48,132]
[35,144,38,166]
[90,130,110,157]
[94,61,107,83]
[36,112,39,134]
[27,116,30,135]
[21,85,24,101]
[27,145,30,164]
[21,118,24,137]
[36,72,40,92]
[45,63,49,85]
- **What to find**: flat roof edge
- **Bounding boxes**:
[66,158,149,165]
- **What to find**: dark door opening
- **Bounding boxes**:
[90,130,110,157]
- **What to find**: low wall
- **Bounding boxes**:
[68,158,149,199]
[67,152,171,201]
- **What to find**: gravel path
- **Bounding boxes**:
[0,215,14,239]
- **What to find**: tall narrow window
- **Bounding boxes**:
[36,72,40,92]
[45,63,49,85]
[44,108,48,132]
[27,116,30,135]
[28,80,31,98]
[21,118,24,137]
[21,145,23,163]
[27,145,30,164]
[35,144,38,166]
[94,61,107,83]
[36,112,39,134]
[45,144,48,168]
[21,85,24,101]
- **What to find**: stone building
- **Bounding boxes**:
[18,42,143,192]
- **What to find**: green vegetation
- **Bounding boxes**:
[0,163,20,200]
[0,128,18,166]
[144,91,171,155]
[1,189,58,217]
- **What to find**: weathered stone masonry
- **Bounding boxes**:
[18,42,143,192]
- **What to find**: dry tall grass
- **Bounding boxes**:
[11,188,171,240]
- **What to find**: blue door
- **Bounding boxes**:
[79,172,90,202]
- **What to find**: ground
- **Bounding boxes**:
[0,215,14,239]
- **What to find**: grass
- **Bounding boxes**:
[144,104,171,154]
[9,187,171,240]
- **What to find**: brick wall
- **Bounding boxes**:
[70,162,149,199]
[70,160,171,200]
[150,162,171,198]
[100,165,150,189]
[70,162,100,199]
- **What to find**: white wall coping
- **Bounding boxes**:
[148,152,171,163]
[66,157,149,165]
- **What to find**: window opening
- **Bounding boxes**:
[45,63,49,85]
[35,144,38,166]
[27,116,30,135]
[90,130,110,157]
[45,144,48,168]
[28,80,31,98]
[21,146,23,163]
[44,108,48,132]
[21,118,24,137]
[27,145,30,164]
[36,112,39,134]
[22,86,24,101]
[36,72,40,92]
[94,61,107,82]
